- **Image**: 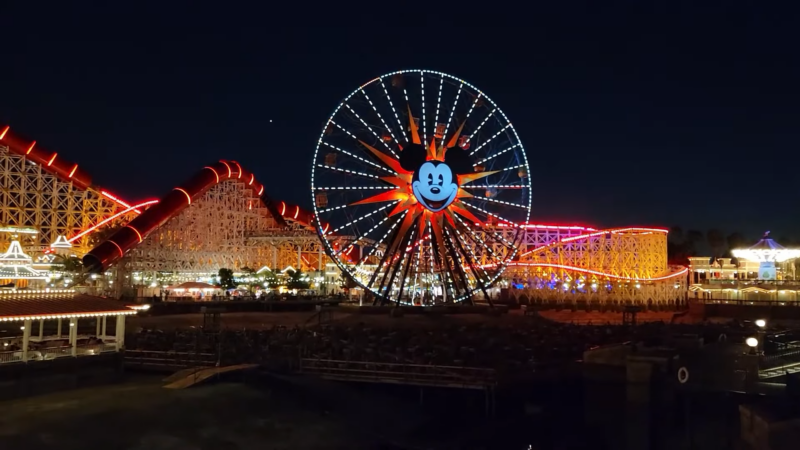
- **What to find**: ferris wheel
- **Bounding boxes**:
[311,70,531,305]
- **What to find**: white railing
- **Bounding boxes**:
[0,343,118,364]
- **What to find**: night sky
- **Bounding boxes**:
[2,3,798,240]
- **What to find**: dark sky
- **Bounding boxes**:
[2,2,798,240]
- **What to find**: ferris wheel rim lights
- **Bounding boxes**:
[311,69,532,304]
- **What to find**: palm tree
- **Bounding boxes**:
[707,229,725,258]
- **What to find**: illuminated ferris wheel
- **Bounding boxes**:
[311,70,531,305]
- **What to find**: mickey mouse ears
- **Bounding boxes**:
[398,142,473,175]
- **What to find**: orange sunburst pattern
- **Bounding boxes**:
[350,114,495,233]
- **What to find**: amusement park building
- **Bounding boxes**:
[1,125,687,304]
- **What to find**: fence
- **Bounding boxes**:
[298,358,496,389]
[124,349,217,370]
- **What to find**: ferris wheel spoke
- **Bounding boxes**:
[379,77,408,142]
[447,223,494,302]
[316,164,382,179]
[464,108,495,147]
[474,143,521,166]
[343,103,399,158]
[314,186,396,191]
[479,196,530,210]
[440,82,463,144]
[461,184,529,189]
[469,123,512,157]
[443,226,474,299]
[330,202,397,234]
[334,212,399,257]
[433,74,444,137]
[330,120,398,174]
[419,72,428,143]
[321,142,394,175]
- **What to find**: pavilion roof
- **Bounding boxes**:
[0,291,137,321]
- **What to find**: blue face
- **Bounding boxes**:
[411,161,459,212]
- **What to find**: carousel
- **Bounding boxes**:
[688,232,800,302]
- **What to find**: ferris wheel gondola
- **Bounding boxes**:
[311,70,531,305]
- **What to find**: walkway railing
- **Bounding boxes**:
[124,350,217,370]
[0,343,118,364]
[298,358,496,389]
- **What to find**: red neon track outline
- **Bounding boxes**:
[67,200,159,243]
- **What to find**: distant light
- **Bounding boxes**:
[746,337,759,348]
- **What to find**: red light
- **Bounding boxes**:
[46,153,57,166]
[109,240,125,258]
[294,206,299,219]
[174,188,192,205]
[26,141,37,155]
[127,225,143,243]
[249,174,254,185]
[68,164,78,178]
[0,126,8,140]
[204,166,219,183]
[258,186,264,196]
[233,161,243,178]
[220,161,232,177]
[280,202,286,215]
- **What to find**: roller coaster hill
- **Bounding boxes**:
[0,124,687,306]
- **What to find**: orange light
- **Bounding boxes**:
[257,186,264,196]
[294,206,299,219]
[495,262,689,282]
[322,223,330,234]
[46,153,57,166]
[109,240,125,258]
[220,161,232,177]
[174,187,192,205]
[248,200,252,210]
[25,141,37,154]
[68,200,159,243]
[248,174,254,185]
[204,166,219,183]
[280,202,286,215]
[233,161,243,178]
[68,164,78,178]
[0,126,9,140]
[127,225,143,243]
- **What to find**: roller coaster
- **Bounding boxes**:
[0,124,687,305]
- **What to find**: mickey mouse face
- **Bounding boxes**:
[412,161,458,212]
[399,142,474,213]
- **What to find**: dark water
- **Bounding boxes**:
[0,372,745,449]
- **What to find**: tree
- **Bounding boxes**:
[707,229,725,258]
[668,226,684,244]
[51,254,89,286]
[218,268,236,289]
[725,232,746,259]
[239,266,257,292]
[286,269,310,290]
